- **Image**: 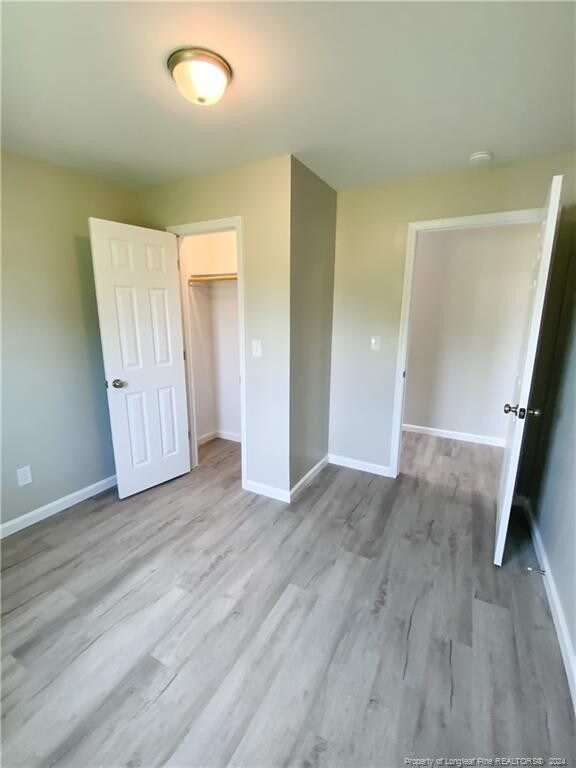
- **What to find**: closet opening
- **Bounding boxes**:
[171,218,246,483]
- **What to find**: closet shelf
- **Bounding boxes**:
[188,273,237,284]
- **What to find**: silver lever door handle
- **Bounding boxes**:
[527,408,542,417]
[112,379,127,389]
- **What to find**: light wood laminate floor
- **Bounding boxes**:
[1,435,574,766]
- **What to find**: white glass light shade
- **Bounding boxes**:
[168,49,232,106]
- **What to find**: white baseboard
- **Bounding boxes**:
[217,430,241,443]
[290,456,328,501]
[244,457,328,505]
[242,480,291,504]
[197,431,217,446]
[402,424,505,448]
[328,454,394,478]
[198,430,241,445]
[0,475,117,539]
[525,501,576,712]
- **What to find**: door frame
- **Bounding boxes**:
[167,217,247,487]
[389,207,543,478]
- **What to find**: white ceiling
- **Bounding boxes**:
[2,2,574,190]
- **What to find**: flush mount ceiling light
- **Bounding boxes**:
[167,47,232,106]
[469,150,494,165]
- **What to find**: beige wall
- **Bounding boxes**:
[186,283,217,441]
[289,158,337,486]
[210,280,241,441]
[138,156,292,492]
[181,230,237,276]
[329,152,576,468]
[1,153,143,523]
[405,224,539,441]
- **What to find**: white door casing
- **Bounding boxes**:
[168,217,248,489]
[89,218,190,498]
[494,175,563,565]
[390,207,543,480]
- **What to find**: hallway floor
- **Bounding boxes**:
[2,436,574,766]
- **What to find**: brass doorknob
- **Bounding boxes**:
[112,379,127,389]
[504,403,518,415]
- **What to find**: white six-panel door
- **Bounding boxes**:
[494,175,563,565]
[89,218,190,498]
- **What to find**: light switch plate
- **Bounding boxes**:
[17,465,32,486]
[252,339,263,358]
[370,335,381,351]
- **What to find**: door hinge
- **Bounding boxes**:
[403,370,406,379]
[183,349,186,360]
[105,380,108,389]
[188,429,191,439]
[177,259,181,270]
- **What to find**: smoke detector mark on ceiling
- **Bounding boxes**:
[469,151,494,165]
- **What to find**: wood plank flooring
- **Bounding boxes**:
[1,434,574,766]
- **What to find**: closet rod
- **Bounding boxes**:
[188,273,237,284]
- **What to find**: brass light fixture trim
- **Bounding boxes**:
[167,47,233,105]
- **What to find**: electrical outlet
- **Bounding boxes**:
[17,465,32,486]
[370,335,381,351]
[252,339,263,358]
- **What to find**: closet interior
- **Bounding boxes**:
[180,230,241,464]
